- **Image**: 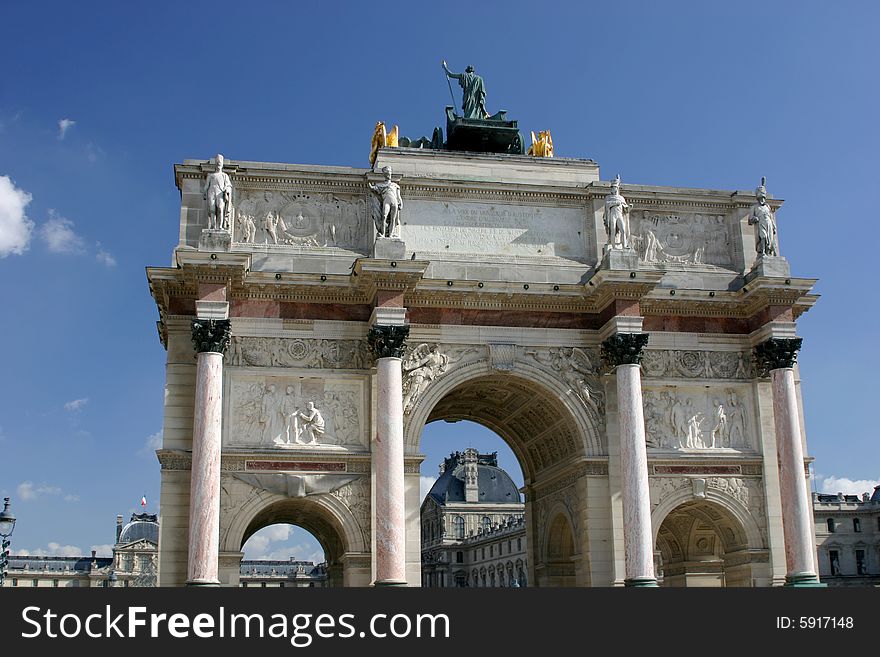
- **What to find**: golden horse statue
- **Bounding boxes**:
[370,121,399,167]
[527,130,554,157]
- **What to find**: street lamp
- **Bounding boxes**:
[0,498,17,587]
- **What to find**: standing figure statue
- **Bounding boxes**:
[603,174,632,251]
[442,60,489,119]
[709,400,728,448]
[204,153,233,231]
[748,177,778,256]
[368,166,403,238]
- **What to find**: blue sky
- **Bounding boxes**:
[0,1,877,561]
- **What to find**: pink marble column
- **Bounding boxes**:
[187,319,230,586]
[755,336,822,586]
[617,363,657,586]
[602,332,656,587]
[375,356,407,585]
[772,367,819,583]
[368,323,409,586]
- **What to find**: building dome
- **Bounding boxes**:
[427,450,521,505]
[117,513,159,545]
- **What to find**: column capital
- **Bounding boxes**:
[367,324,410,359]
[754,337,802,375]
[191,319,231,354]
[601,333,649,367]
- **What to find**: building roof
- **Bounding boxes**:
[427,451,521,505]
[118,513,159,545]
[8,556,112,573]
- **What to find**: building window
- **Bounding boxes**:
[856,550,866,575]
[242,582,248,588]
[829,550,840,575]
[481,548,485,560]
[853,518,861,533]
[517,538,522,551]
[456,551,464,564]
[490,545,493,557]
[32,579,38,587]
[508,540,512,553]
[474,549,477,560]
[261,582,267,588]
[453,516,465,540]
[52,579,59,588]
[481,516,491,531]
[826,518,835,533]
[12,579,17,587]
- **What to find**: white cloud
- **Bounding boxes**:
[242,525,323,562]
[14,542,84,557]
[420,475,436,502]
[17,480,77,502]
[64,397,89,412]
[40,210,86,254]
[138,430,163,458]
[90,544,114,557]
[57,118,76,140]
[819,476,878,496]
[0,175,34,257]
[95,242,116,267]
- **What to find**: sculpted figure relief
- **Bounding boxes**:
[603,174,632,251]
[204,153,233,231]
[403,344,449,414]
[748,177,778,256]
[442,60,489,119]
[643,388,751,450]
[368,166,403,238]
[287,401,326,445]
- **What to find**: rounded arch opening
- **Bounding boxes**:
[237,498,351,587]
[241,523,327,587]
[413,369,599,589]
[654,498,764,588]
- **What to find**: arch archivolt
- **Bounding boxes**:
[402,342,606,478]
[537,496,580,560]
[649,476,766,550]
[219,473,370,558]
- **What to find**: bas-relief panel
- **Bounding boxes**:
[630,211,734,269]
[232,190,370,251]
[227,337,371,370]
[642,386,754,452]
[641,349,753,380]
[401,199,587,260]
[225,373,367,451]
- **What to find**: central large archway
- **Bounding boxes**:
[405,361,605,587]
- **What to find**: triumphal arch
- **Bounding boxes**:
[148,83,821,587]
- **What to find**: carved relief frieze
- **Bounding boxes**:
[631,211,734,269]
[233,189,369,250]
[227,337,371,369]
[526,346,604,416]
[331,477,371,544]
[641,349,753,380]
[227,374,365,449]
[642,386,753,451]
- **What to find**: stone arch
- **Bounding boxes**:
[652,490,768,587]
[651,484,764,550]
[404,358,604,482]
[220,480,370,587]
[536,507,577,587]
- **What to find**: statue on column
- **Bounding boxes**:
[368,166,403,238]
[748,177,778,256]
[442,61,489,119]
[204,154,233,231]
[603,174,632,251]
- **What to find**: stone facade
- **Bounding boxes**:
[421,450,527,587]
[813,487,880,586]
[147,146,820,586]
